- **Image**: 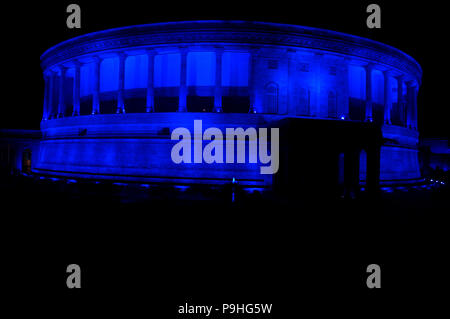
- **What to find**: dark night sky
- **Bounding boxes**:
[1,0,447,138]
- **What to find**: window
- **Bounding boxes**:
[264,82,278,114]
[329,66,337,76]
[268,59,279,70]
[297,88,310,115]
[328,91,337,118]
[297,63,309,72]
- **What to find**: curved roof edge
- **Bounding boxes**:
[40,20,422,81]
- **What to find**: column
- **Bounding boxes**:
[92,56,101,115]
[117,52,126,114]
[48,71,56,119]
[42,72,50,120]
[312,53,323,117]
[57,66,67,118]
[146,49,155,112]
[364,64,374,122]
[72,61,81,116]
[287,49,296,115]
[214,48,223,112]
[248,47,259,113]
[341,59,350,119]
[413,86,418,130]
[178,48,188,112]
[406,81,415,129]
[383,70,392,124]
[396,75,404,126]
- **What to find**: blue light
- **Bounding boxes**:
[154,53,180,87]
[80,62,95,97]
[348,65,365,99]
[187,52,215,87]
[243,187,264,193]
[100,57,119,92]
[222,52,249,87]
[37,21,423,188]
[174,185,189,191]
[113,182,127,186]
[125,54,148,89]
[372,69,384,104]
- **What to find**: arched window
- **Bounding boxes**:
[264,82,278,114]
[328,90,337,118]
[297,88,310,115]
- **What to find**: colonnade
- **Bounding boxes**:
[42,48,418,130]
[363,64,418,129]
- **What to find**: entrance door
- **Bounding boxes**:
[22,149,31,174]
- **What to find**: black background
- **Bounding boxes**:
[2,1,448,316]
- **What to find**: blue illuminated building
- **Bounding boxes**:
[30,21,422,189]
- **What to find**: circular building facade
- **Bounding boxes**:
[35,21,422,187]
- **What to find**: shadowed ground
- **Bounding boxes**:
[1,174,448,316]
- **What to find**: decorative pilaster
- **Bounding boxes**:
[72,61,81,116]
[340,59,350,119]
[406,81,416,129]
[92,56,101,115]
[146,49,155,112]
[57,66,67,118]
[413,86,418,130]
[364,64,374,122]
[117,52,126,114]
[42,71,50,120]
[248,47,259,113]
[48,71,56,119]
[396,75,404,126]
[286,49,296,115]
[383,70,392,124]
[178,48,188,112]
[214,48,223,112]
[312,53,323,117]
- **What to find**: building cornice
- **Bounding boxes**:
[40,21,422,83]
